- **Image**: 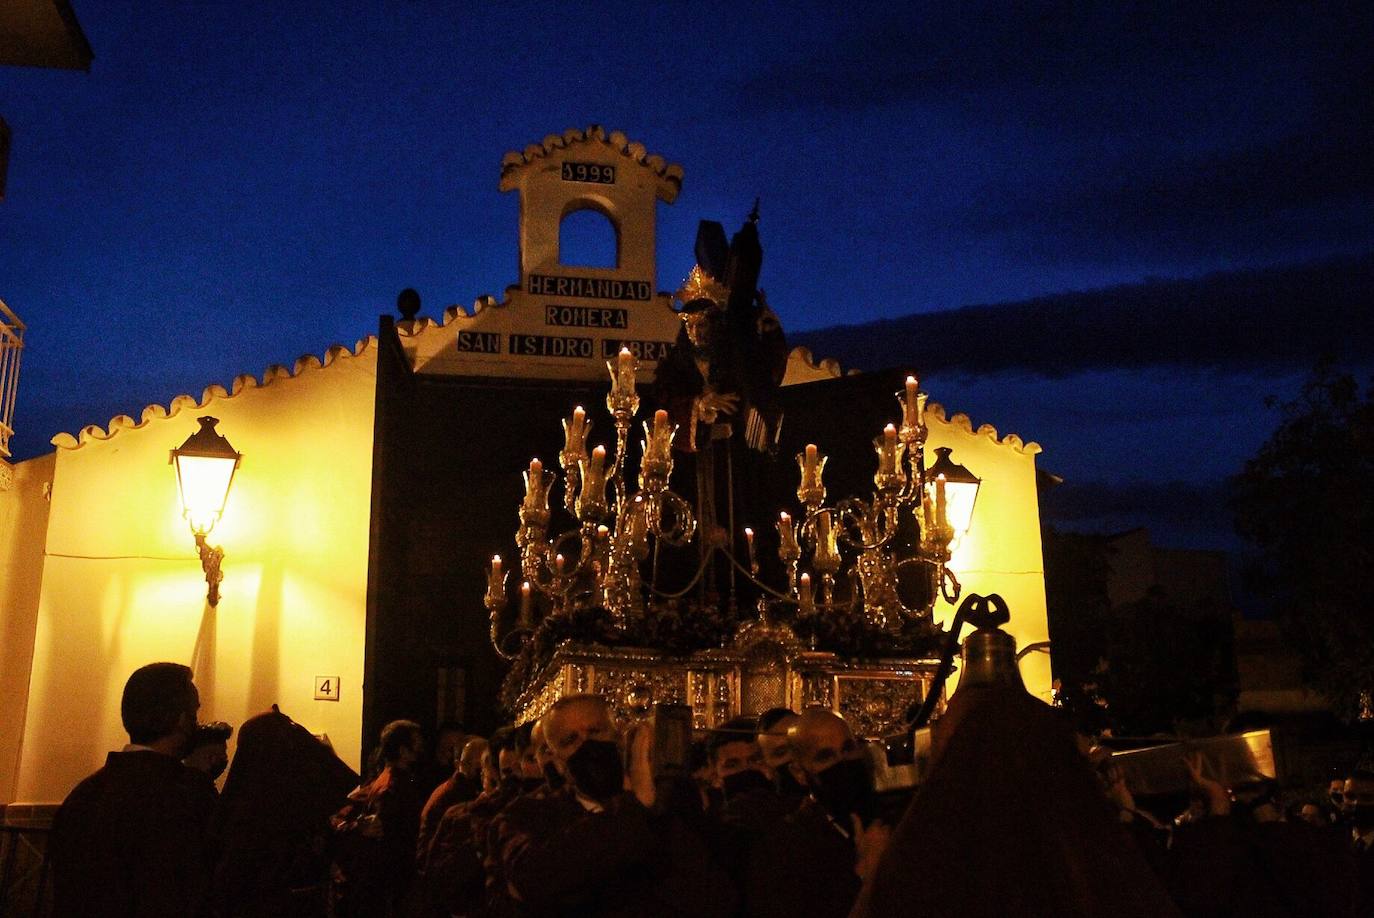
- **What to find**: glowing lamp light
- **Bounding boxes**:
[924,447,980,542]
[170,417,241,605]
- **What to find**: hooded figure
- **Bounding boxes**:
[855,681,1182,918]
[211,707,359,917]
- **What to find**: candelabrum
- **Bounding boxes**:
[784,375,963,633]
[488,367,972,657]
[487,349,698,658]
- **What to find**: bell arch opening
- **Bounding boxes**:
[557,204,620,269]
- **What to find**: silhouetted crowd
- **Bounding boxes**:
[45,663,1374,917]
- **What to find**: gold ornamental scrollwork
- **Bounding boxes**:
[514,635,940,739]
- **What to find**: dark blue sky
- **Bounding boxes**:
[2,2,1371,563]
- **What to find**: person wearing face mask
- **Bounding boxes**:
[49,662,217,918]
[421,729,508,860]
[489,694,737,917]
[756,707,807,804]
[1342,770,1374,909]
[331,719,426,917]
[418,732,488,865]
[1342,770,1374,848]
[1162,754,1355,918]
[709,717,775,804]
[423,726,537,917]
[701,716,793,911]
[742,707,887,918]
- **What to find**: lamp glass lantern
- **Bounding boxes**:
[925,446,981,541]
[171,416,241,536]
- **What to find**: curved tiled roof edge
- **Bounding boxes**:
[51,336,379,450]
[499,125,683,198]
[926,402,1041,455]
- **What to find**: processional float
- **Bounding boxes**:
[484,217,989,737]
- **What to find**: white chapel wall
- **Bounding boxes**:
[12,342,377,804]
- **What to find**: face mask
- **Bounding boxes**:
[1346,805,1374,831]
[543,761,566,790]
[723,768,774,800]
[565,739,624,802]
[811,757,877,826]
[775,766,807,797]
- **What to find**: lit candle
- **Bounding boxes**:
[555,553,566,576]
[615,346,636,395]
[798,443,826,494]
[798,572,815,613]
[485,556,506,607]
[597,524,610,540]
[744,527,757,569]
[588,445,606,480]
[626,508,648,555]
[901,374,923,430]
[879,424,898,474]
[813,511,841,572]
[652,409,671,457]
[935,474,947,530]
[523,458,547,509]
[778,512,800,560]
[575,445,609,520]
[518,581,533,627]
[563,406,588,458]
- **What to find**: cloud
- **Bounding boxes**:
[734,3,1362,117]
[978,117,1374,264]
[1042,478,1226,525]
[790,253,1374,377]
[735,4,1373,264]
[1040,478,1242,552]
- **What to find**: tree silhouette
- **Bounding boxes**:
[1230,365,1374,719]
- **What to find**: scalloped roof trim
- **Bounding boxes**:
[499,125,684,190]
[926,402,1041,455]
[394,291,552,336]
[51,336,378,450]
[786,345,847,379]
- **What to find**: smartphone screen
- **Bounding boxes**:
[651,704,695,777]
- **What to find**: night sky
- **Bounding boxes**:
[2,2,1371,576]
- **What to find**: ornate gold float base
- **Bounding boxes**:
[513,620,941,738]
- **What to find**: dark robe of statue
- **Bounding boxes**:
[653,210,789,601]
[654,211,787,457]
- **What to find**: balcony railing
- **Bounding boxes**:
[0,299,23,460]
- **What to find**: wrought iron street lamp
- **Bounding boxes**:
[925,446,981,545]
[170,416,241,606]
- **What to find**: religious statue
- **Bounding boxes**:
[654,206,789,594]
